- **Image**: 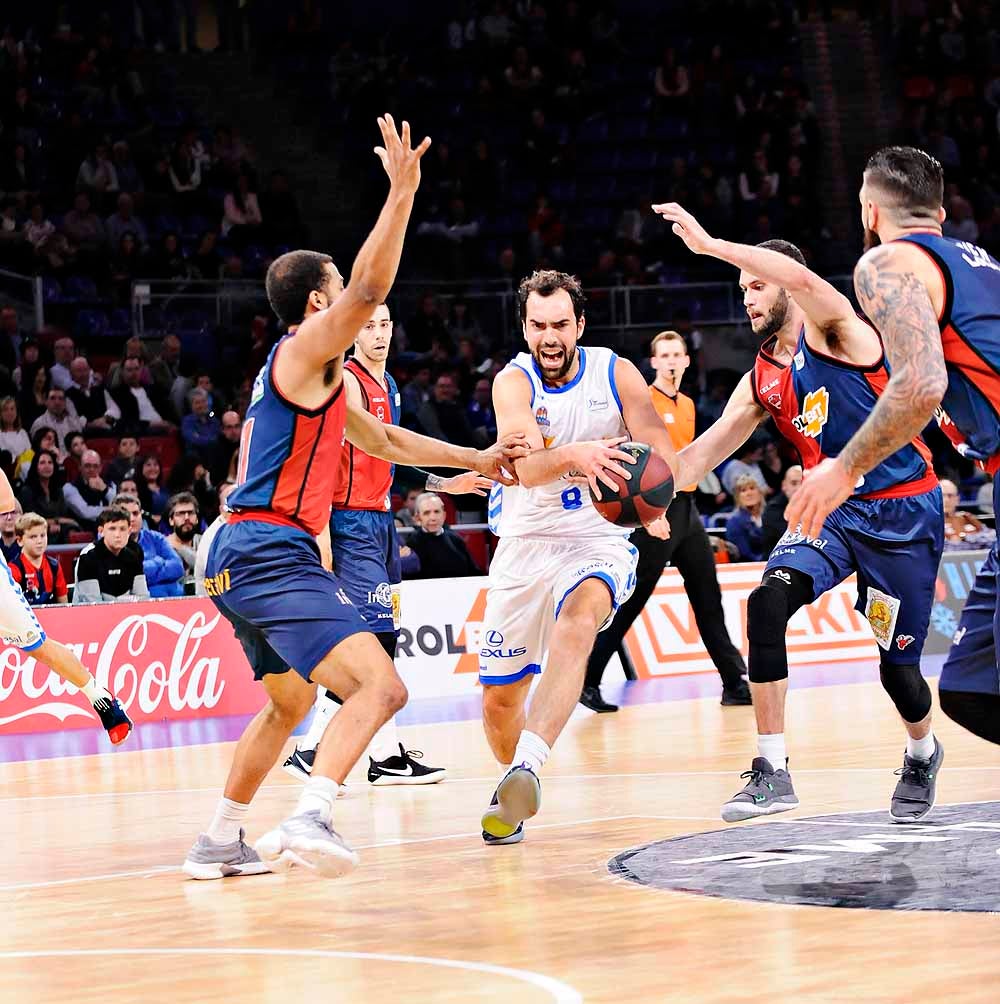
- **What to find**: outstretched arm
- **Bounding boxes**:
[785,242,947,538]
[652,201,855,329]
[0,470,15,513]
[675,373,767,488]
[345,402,525,483]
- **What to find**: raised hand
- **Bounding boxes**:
[373,113,432,195]
[650,201,716,256]
[568,437,637,498]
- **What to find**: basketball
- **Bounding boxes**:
[589,442,675,528]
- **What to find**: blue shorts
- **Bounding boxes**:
[330,509,401,634]
[765,488,943,664]
[940,478,1000,696]
[206,519,370,681]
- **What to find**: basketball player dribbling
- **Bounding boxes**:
[182,116,527,881]
[787,146,1000,749]
[478,269,679,845]
[283,299,492,788]
[654,201,945,823]
[0,470,132,745]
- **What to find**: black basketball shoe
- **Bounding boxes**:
[282,747,316,782]
[721,681,753,706]
[368,744,447,785]
[94,694,133,746]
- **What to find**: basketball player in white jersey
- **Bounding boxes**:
[479,270,679,844]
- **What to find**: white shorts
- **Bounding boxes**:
[478,535,638,686]
[0,562,46,651]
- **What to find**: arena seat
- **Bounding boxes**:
[456,528,489,573]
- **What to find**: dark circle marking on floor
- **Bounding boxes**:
[609,802,1000,912]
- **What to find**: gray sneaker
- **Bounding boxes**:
[182,828,271,880]
[721,757,799,823]
[890,738,944,823]
[481,764,541,840]
[254,809,359,878]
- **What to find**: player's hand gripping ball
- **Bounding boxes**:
[589,442,675,528]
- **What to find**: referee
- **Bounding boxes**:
[581,331,752,711]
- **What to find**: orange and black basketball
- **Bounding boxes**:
[589,442,675,529]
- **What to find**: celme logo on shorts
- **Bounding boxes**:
[480,628,527,660]
[369,582,393,608]
[791,386,830,439]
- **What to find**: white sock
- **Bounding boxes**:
[757,733,787,772]
[298,690,340,754]
[512,730,550,775]
[295,776,340,822]
[206,797,250,844]
[369,716,400,762]
[80,676,112,706]
[906,730,936,761]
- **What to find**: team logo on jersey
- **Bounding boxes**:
[793,351,805,370]
[369,582,393,609]
[588,397,609,411]
[865,588,900,651]
[250,368,265,406]
[535,406,554,447]
[767,393,782,408]
[896,633,915,651]
[792,386,829,439]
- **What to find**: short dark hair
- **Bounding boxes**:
[864,146,944,216]
[112,492,140,509]
[167,491,199,519]
[518,269,586,323]
[97,506,130,528]
[265,250,334,327]
[757,239,807,267]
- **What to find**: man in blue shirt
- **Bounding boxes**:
[114,491,184,597]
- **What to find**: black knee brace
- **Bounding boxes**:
[323,631,398,703]
[940,688,1000,745]
[747,568,814,684]
[879,660,931,723]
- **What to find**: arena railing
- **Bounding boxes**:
[0,267,45,330]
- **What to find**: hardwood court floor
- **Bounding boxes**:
[1,675,999,1004]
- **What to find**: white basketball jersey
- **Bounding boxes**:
[488,345,630,539]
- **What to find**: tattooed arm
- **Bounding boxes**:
[839,243,947,476]
[785,242,947,539]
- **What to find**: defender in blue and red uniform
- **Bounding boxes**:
[183,116,521,883]
[789,146,1000,748]
[282,302,491,786]
[652,200,946,824]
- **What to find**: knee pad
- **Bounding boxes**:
[940,688,1000,745]
[747,568,813,684]
[879,660,931,723]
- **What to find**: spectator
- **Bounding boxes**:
[407,294,449,353]
[23,202,73,270]
[401,365,433,420]
[0,396,30,468]
[0,305,21,376]
[113,492,184,598]
[137,454,170,519]
[181,388,221,456]
[394,486,423,528]
[108,233,143,305]
[941,478,995,548]
[29,387,83,452]
[64,431,87,468]
[721,437,771,496]
[26,427,60,479]
[164,491,202,586]
[105,193,148,250]
[466,377,497,442]
[221,173,263,244]
[112,141,143,196]
[943,195,979,243]
[417,374,478,446]
[726,474,766,562]
[189,230,222,279]
[73,507,149,603]
[653,46,690,111]
[147,233,189,280]
[194,481,237,595]
[739,149,780,204]
[760,440,786,494]
[168,137,203,200]
[61,191,106,257]
[7,512,68,605]
[761,464,803,555]
[76,143,119,197]
[19,449,79,541]
[105,355,174,434]
[407,492,481,578]
[105,436,141,485]
[207,410,241,483]
[63,449,116,531]
[49,337,76,391]
[149,334,183,397]
[66,357,112,430]
[0,501,22,561]
[19,364,50,428]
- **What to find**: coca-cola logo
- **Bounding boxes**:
[0,609,227,728]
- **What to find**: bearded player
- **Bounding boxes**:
[654,201,944,824]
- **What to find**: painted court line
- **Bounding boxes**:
[0,948,582,1004]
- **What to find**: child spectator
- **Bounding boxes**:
[73,507,149,603]
[8,512,68,605]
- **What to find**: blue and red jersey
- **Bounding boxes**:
[893,233,1000,472]
[751,326,936,499]
[332,358,401,511]
[227,335,347,536]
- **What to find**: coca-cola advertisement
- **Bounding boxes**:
[0,598,264,735]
